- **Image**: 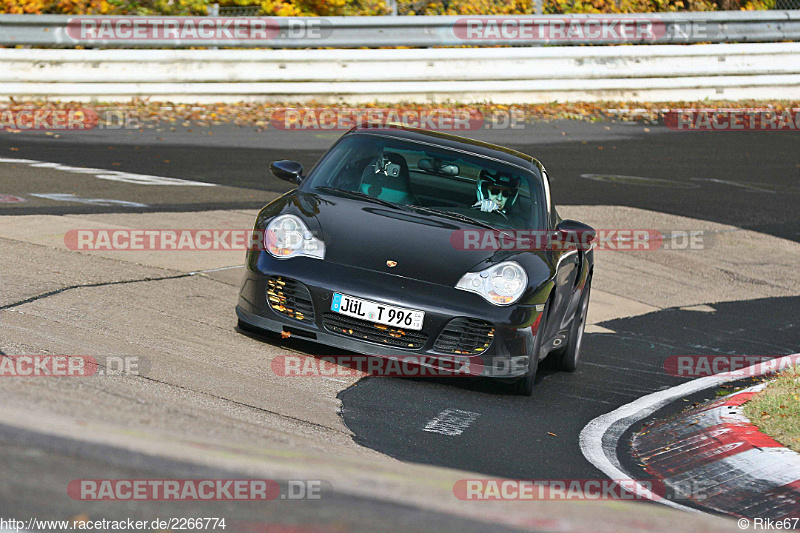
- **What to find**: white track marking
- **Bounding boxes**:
[423,409,480,436]
[30,193,148,208]
[690,177,779,194]
[579,353,800,513]
[0,157,216,186]
[0,157,39,163]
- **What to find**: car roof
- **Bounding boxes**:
[349,122,537,171]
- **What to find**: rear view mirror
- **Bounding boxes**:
[556,219,596,250]
[418,158,459,177]
[270,160,304,184]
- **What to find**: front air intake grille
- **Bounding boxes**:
[267,276,315,323]
[434,318,495,355]
[322,313,428,349]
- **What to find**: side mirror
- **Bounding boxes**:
[270,160,304,185]
[555,219,596,250]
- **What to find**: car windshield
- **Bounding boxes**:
[306,133,543,230]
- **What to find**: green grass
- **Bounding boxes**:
[743,365,800,453]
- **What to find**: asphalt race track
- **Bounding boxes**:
[1,119,799,529]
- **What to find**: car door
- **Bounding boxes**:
[540,168,580,344]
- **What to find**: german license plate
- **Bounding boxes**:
[331,293,424,330]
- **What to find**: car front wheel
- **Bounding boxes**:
[555,275,592,372]
[511,298,550,396]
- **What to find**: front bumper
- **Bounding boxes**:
[236,252,543,378]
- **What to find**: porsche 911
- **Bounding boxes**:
[236,123,595,395]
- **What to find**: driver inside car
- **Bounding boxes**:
[473,169,520,216]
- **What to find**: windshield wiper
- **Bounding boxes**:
[407,205,501,231]
[316,187,500,230]
[315,186,411,211]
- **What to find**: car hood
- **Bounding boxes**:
[300,193,527,286]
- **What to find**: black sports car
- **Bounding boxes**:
[236,123,594,395]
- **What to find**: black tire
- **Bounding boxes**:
[555,275,592,372]
[511,298,550,396]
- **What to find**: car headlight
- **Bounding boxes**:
[456,261,527,306]
[265,214,325,260]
